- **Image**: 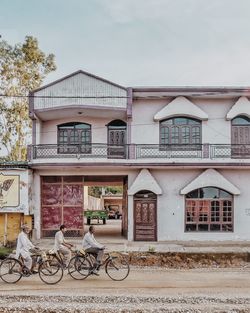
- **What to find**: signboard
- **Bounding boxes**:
[0,173,19,209]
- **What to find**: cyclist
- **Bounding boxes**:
[54,224,73,268]
[82,225,105,274]
[15,224,36,273]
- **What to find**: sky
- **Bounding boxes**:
[1,0,250,87]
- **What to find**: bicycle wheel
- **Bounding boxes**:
[105,253,130,281]
[68,255,91,280]
[38,258,63,285]
[0,258,23,283]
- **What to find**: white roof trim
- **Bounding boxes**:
[180,169,240,195]
[154,96,208,121]
[226,96,250,120]
[128,169,162,196]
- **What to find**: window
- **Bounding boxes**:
[232,115,250,125]
[58,122,91,154]
[231,115,250,158]
[185,187,233,232]
[160,117,201,146]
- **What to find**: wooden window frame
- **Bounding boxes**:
[57,122,91,154]
[159,116,202,150]
[185,188,233,232]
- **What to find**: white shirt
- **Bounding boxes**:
[82,232,104,250]
[15,231,34,259]
[54,230,65,251]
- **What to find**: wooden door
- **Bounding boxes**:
[134,197,157,241]
[232,126,250,157]
[108,129,126,158]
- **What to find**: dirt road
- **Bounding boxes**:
[1,267,250,312]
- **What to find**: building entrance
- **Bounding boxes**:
[41,175,128,239]
[134,190,157,241]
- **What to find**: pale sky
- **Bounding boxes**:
[1,0,250,87]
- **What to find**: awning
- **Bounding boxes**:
[226,96,250,120]
[128,169,162,195]
[154,96,208,121]
[180,169,240,195]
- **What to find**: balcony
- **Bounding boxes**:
[28,143,250,161]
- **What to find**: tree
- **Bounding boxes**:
[0,36,56,161]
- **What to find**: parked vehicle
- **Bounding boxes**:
[84,210,107,225]
[108,208,122,219]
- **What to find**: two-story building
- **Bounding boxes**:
[28,70,250,242]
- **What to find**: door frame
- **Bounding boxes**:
[133,191,157,241]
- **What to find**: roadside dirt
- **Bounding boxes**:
[129,252,249,268]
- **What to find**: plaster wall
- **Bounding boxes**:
[131,97,236,145]
[0,169,30,215]
[39,117,115,145]
[31,166,250,242]
[151,168,250,241]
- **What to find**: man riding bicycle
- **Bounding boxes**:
[82,225,105,275]
[15,224,38,274]
[54,224,73,268]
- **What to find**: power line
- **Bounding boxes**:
[0,94,128,99]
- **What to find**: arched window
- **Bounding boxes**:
[58,122,91,154]
[185,187,233,232]
[232,115,250,157]
[232,115,250,125]
[107,120,127,158]
[160,117,201,145]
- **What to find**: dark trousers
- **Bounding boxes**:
[85,247,104,264]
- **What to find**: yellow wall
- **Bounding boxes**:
[0,213,32,245]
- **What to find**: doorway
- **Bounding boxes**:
[40,175,128,240]
[107,120,127,158]
[134,190,157,241]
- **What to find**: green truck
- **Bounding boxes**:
[84,210,107,225]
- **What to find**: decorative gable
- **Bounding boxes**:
[128,169,162,195]
[226,96,250,120]
[180,169,240,195]
[32,70,127,111]
[154,96,208,121]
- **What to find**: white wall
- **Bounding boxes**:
[0,169,30,215]
[131,97,236,145]
[32,166,250,242]
[151,168,250,241]
[39,116,114,145]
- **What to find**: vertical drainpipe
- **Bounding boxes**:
[126,88,133,241]
[126,87,133,156]
[29,92,36,146]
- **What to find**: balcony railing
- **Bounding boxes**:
[29,144,128,160]
[28,144,250,160]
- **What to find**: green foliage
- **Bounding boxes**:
[0,36,56,161]
[105,186,123,194]
[88,186,102,198]
[88,186,123,198]
[0,246,12,259]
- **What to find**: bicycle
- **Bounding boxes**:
[0,249,64,285]
[68,250,130,281]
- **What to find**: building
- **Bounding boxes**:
[28,70,250,242]
[0,162,32,245]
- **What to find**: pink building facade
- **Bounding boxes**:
[28,70,250,242]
